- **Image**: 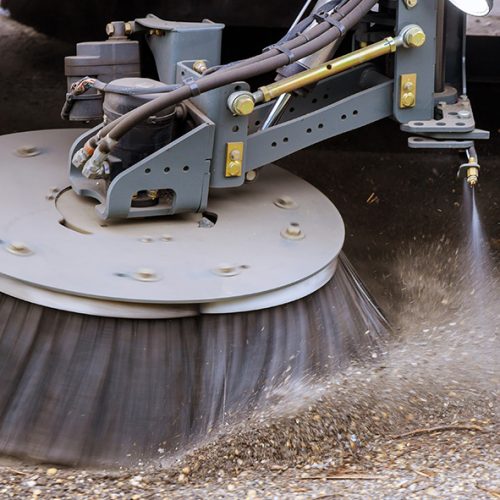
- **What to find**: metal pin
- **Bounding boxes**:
[133,268,160,282]
[213,264,241,277]
[15,145,40,158]
[6,241,33,256]
[274,196,298,209]
[281,222,305,240]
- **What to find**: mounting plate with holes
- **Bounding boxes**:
[408,137,474,149]
[0,129,344,319]
[401,97,476,134]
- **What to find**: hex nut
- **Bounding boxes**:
[401,92,416,108]
[227,160,243,177]
[229,93,255,116]
[281,222,305,240]
[404,27,426,48]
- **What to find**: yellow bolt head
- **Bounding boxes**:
[233,95,255,116]
[405,28,426,48]
[401,92,416,108]
[403,81,414,92]
[227,160,242,177]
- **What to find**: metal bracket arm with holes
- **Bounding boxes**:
[67,0,489,220]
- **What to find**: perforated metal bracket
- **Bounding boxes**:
[401,96,475,134]
[408,137,474,149]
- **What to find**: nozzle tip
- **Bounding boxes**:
[467,166,479,187]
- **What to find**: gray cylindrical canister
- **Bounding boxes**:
[103,78,176,171]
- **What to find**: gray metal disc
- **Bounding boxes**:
[0,129,344,318]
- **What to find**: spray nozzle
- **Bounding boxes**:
[466,166,479,187]
[457,146,480,188]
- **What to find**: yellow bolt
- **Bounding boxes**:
[403,81,414,92]
[227,160,242,177]
[230,150,241,161]
[401,92,416,107]
[232,94,255,116]
[404,27,426,48]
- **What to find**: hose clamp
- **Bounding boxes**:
[314,13,346,35]
[183,77,201,97]
[263,44,298,65]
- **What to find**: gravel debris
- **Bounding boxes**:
[0,241,497,498]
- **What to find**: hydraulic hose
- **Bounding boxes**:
[203,0,361,77]
[92,79,180,95]
[203,0,348,76]
[84,0,377,163]
[99,0,369,143]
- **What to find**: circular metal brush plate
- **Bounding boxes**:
[0,130,344,318]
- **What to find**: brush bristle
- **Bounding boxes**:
[0,254,389,466]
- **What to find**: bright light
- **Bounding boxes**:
[448,0,493,16]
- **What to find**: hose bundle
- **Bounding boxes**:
[85,0,378,156]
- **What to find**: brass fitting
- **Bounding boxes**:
[227,91,255,116]
[251,32,417,104]
[106,21,133,38]
[124,22,133,36]
[193,60,208,74]
[105,23,115,36]
[402,25,426,48]
[467,166,479,187]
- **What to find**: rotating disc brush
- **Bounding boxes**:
[0,130,389,466]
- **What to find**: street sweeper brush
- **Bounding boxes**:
[0,251,388,465]
[0,0,490,465]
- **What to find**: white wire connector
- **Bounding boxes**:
[72,141,95,169]
[81,137,117,179]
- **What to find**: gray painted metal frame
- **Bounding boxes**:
[246,79,393,170]
[393,0,438,122]
[137,16,224,84]
[175,62,251,188]
[68,1,486,220]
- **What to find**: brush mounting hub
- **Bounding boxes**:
[0,130,344,318]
